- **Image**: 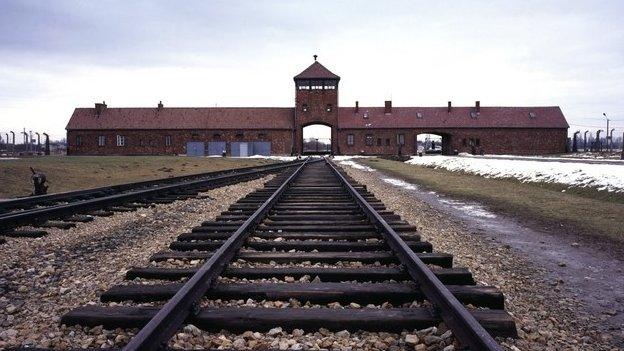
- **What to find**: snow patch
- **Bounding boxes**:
[438,199,497,219]
[246,155,298,161]
[337,160,375,171]
[381,177,417,190]
[407,155,624,193]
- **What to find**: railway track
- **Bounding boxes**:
[41,158,514,350]
[0,159,305,240]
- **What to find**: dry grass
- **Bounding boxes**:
[359,158,624,244]
[0,156,276,199]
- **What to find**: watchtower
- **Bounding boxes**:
[293,56,340,154]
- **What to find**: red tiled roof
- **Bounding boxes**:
[66,107,294,130]
[294,61,340,80]
[338,106,568,129]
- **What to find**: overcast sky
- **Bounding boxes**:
[1,0,623,141]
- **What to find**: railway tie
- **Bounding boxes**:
[58,158,515,350]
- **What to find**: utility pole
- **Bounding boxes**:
[572,131,580,152]
[603,113,610,151]
[595,130,604,152]
[621,132,624,160]
[10,131,15,156]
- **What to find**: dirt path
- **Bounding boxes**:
[338,161,624,350]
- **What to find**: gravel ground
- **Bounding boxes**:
[168,325,457,350]
[0,176,272,349]
[338,163,622,351]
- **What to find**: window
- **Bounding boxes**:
[258,133,267,139]
[470,111,478,118]
[324,85,335,89]
[139,139,145,146]
[365,134,374,146]
[235,132,244,139]
[476,138,481,147]
[326,104,332,112]
[116,135,125,147]
[76,135,82,146]
[363,112,369,119]
[165,135,172,147]
[97,135,106,146]
[396,134,405,146]
[302,104,308,112]
[347,134,354,146]
[462,138,467,147]
[416,112,423,119]
[377,138,382,146]
[385,138,390,146]
[529,112,536,119]
[213,133,221,140]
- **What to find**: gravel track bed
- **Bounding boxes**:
[169,325,456,350]
[339,164,620,350]
[199,298,423,309]
[0,176,272,349]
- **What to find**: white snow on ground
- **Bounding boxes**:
[381,177,417,190]
[458,153,624,164]
[407,155,624,193]
[338,158,498,219]
[438,199,497,218]
[0,158,18,160]
[246,155,298,161]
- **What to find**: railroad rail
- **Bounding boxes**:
[0,159,305,237]
[53,158,515,350]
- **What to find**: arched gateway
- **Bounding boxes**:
[293,57,340,155]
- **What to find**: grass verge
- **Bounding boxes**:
[0,156,276,199]
[359,158,624,245]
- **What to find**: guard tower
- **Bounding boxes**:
[293,56,340,154]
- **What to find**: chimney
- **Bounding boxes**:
[95,101,107,116]
[475,100,480,113]
[355,101,359,113]
[158,101,164,110]
[385,100,392,114]
[447,101,452,113]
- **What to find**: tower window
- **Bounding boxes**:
[326,104,332,112]
[302,104,308,112]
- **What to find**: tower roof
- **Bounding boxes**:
[294,61,340,80]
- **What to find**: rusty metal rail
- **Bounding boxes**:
[325,159,503,351]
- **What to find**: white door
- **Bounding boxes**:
[240,143,248,157]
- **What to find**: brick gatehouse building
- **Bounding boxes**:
[66,58,569,156]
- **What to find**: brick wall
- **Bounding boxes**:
[67,129,292,156]
[336,128,567,155]
[294,88,339,154]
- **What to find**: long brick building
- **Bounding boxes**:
[66,58,569,156]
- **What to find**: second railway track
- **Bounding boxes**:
[0,160,305,240]
[28,158,516,350]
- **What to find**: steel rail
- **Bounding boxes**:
[0,159,304,212]
[0,160,306,229]
[123,158,314,351]
[326,159,503,351]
